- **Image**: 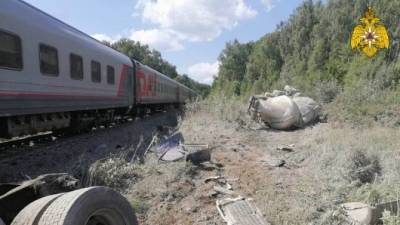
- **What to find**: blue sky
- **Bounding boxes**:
[24,0,304,84]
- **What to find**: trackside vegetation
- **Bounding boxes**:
[212,0,400,127]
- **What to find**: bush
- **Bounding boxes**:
[314,80,341,104]
[86,157,141,190]
[327,79,400,127]
[344,150,381,185]
[382,210,400,225]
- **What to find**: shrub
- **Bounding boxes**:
[86,157,141,190]
[327,79,400,127]
[382,210,400,225]
[314,80,341,104]
[344,150,381,185]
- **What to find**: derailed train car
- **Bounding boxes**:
[0,0,196,138]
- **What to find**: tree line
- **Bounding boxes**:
[213,0,400,101]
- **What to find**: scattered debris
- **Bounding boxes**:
[155,133,211,164]
[159,145,186,162]
[186,148,211,165]
[341,202,374,225]
[261,157,286,167]
[213,186,235,196]
[276,144,295,152]
[217,197,270,225]
[342,200,400,225]
[182,144,209,150]
[157,133,186,162]
[143,134,158,156]
[156,133,184,153]
[204,176,225,184]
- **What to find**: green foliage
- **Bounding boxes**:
[327,80,400,126]
[175,74,211,98]
[111,39,179,79]
[212,0,400,126]
[382,211,400,225]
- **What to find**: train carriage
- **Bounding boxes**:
[0,0,134,116]
[0,0,196,138]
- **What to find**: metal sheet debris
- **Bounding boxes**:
[159,146,186,162]
[217,197,270,225]
[214,186,235,196]
[156,133,183,153]
[157,133,186,162]
[342,199,400,225]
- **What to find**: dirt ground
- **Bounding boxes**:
[2,106,399,225]
[123,110,333,225]
[125,107,400,225]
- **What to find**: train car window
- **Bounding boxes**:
[0,30,23,70]
[91,61,101,83]
[70,54,84,80]
[107,66,115,85]
[39,44,59,76]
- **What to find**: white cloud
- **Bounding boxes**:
[135,0,257,45]
[91,33,119,44]
[188,61,219,84]
[93,0,259,52]
[260,0,280,11]
[130,29,184,51]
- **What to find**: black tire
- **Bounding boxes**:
[38,187,138,225]
[11,194,64,225]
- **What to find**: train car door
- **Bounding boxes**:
[128,65,135,106]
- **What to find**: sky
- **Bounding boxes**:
[24,0,304,84]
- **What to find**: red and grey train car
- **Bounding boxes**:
[0,0,196,138]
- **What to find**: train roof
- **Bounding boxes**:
[6,0,132,66]
[7,0,197,95]
[134,60,196,93]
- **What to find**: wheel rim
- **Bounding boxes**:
[87,215,111,225]
[86,209,126,225]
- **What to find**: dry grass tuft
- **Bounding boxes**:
[344,149,381,185]
[86,157,142,190]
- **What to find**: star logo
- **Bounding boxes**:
[351,7,389,57]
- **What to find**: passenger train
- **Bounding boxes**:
[0,0,196,138]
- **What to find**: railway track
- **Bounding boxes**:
[0,115,137,153]
[0,132,53,149]
[0,111,179,183]
[0,132,58,161]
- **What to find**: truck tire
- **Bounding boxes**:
[11,194,63,225]
[38,187,137,225]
